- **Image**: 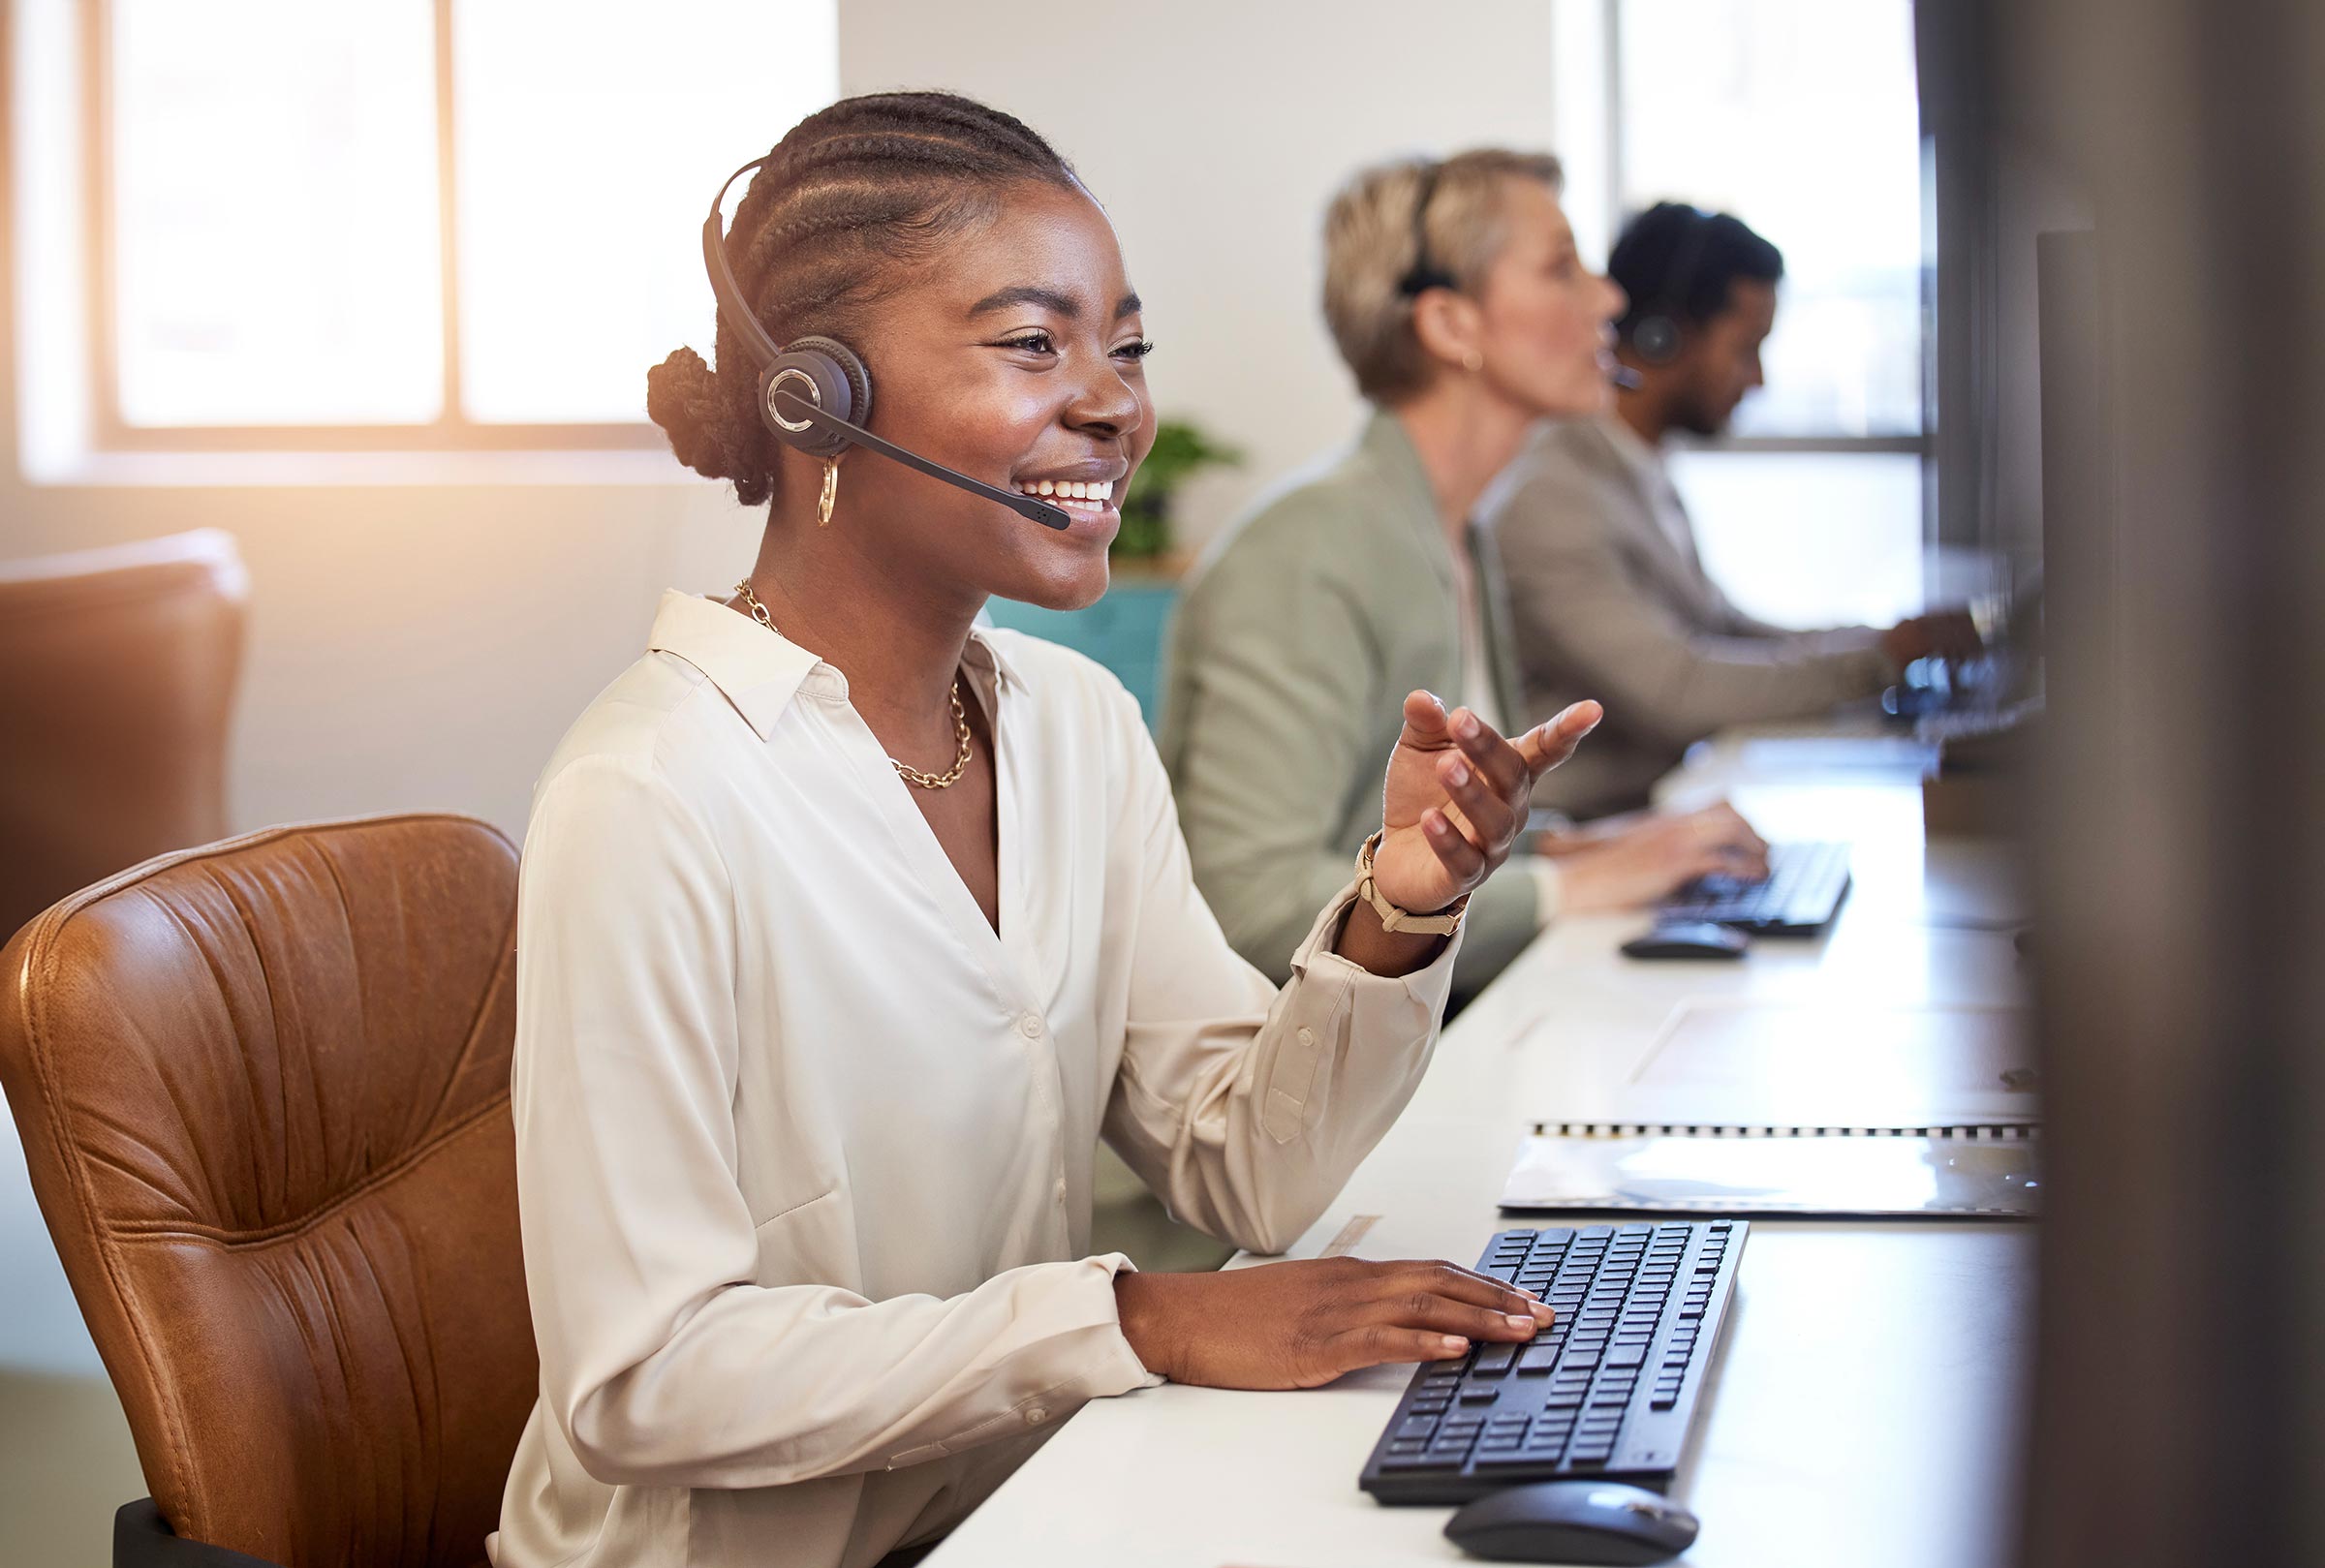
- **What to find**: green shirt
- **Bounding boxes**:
[1158,411,1544,1000]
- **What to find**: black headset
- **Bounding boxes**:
[1396,162,1456,298]
[699,158,1070,531]
[1624,206,1716,367]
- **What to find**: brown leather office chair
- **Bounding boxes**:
[0,815,537,1568]
[0,529,249,944]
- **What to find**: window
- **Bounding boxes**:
[1554,0,1931,629]
[83,0,836,450]
[1614,0,1925,440]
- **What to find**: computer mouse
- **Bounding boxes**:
[1443,1480,1700,1563]
[1620,921,1749,960]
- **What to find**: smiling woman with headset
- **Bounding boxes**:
[490,93,1603,1568]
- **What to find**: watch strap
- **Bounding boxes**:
[1354,830,1468,937]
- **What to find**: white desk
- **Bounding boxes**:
[931,737,2036,1568]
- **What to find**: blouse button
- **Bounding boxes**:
[1017,1012,1044,1039]
[1297,1027,1316,1047]
[1025,1404,1050,1426]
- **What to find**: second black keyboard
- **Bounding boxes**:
[1358,1220,1748,1504]
[1659,840,1851,934]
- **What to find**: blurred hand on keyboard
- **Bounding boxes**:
[1542,803,1771,913]
[1112,1256,1554,1390]
[1881,607,1985,665]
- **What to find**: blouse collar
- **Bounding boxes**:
[645,589,1024,742]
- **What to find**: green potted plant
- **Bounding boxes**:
[1115,418,1242,562]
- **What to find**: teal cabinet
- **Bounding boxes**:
[983,581,1179,730]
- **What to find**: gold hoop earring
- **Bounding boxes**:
[817,457,840,527]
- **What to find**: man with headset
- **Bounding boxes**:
[1485,202,1980,817]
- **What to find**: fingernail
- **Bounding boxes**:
[1441,1335,1470,1352]
[1446,758,1470,786]
[1504,1313,1534,1332]
[1425,815,1447,837]
[1532,1302,1556,1324]
[1457,712,1480,738]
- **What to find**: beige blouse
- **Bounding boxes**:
[488,590,1466,1568]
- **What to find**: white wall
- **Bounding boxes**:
[1,0,1564,840]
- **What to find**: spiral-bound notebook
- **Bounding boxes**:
[1499,1122,2041,1219]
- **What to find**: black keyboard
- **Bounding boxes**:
[1358,1221,1747,1504]
[1658,840,1851,934]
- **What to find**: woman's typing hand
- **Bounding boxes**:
[1547,802,1772,912]
[1112,1257,1552,1388]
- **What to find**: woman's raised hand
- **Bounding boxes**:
[1113,1257,1554,1389]
[1370,692,1603,917]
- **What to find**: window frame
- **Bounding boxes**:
[78,0,664,453]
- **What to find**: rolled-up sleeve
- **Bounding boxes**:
[513,757,1155,1491]
[1100,692,1461,1257]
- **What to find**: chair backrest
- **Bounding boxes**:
[0,815,536,1568]
[0,529,249,941]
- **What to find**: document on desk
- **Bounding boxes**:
[1500,1122,2041,1218]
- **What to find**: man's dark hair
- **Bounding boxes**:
[647,92,1080,507]
[1608,201,1784,345]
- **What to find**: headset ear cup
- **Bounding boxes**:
[788,336,871,430]
[1630,315,1682,366]
[759,335,874,458]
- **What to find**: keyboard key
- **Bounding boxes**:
[1472,1344,1522,1376]
[1516,1343,1564,1373]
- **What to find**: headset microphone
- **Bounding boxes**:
[698,158,1070,532]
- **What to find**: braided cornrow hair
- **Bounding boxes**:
[647,92,1080,507]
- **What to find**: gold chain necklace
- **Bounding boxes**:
[731,579,975,791]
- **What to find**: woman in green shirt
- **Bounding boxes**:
[1161,148,1766,1001]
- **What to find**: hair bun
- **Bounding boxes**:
[646,346,774,506]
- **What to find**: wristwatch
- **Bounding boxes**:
[1354,830,1468,937]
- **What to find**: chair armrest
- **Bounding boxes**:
[113,1501,283,1568]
